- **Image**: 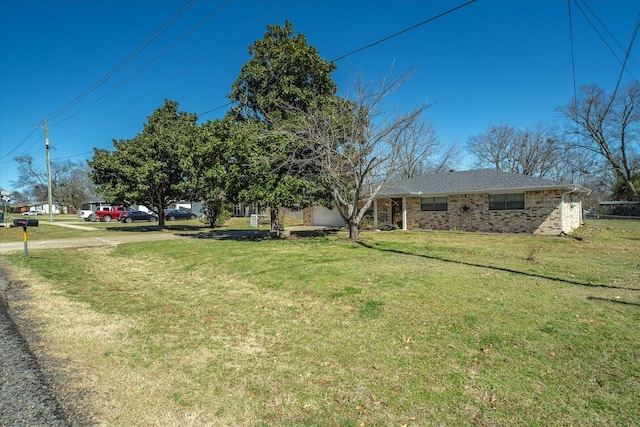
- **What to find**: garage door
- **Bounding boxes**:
[311,206,344,227]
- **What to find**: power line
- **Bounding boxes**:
[51,0,288,133]
[578,0,640,73]
[571,0,637,81]
[330,0,477,62]
[610,13,640,103]
[53,146,111,162]
[60,0,281,126]
[567,0,578,104]
[50,0,231,128]
[199,102,232,117]
[567,0,581,147]
[0,123,41,161]
[47,0,198,121]
[2,1,199,167]
[199,0,477,117]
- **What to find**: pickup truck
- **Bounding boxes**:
[77,209,95,221]
[77,206,119,221]
[91,206,130,222]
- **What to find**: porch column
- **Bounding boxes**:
[402,197,407,230]
[373,199,378,229]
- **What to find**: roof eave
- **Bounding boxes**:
[377,184,590,198]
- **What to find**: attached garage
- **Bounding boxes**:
[309,206,344,227]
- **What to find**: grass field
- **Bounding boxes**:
[0,215,280,243]
[2,219,639,426]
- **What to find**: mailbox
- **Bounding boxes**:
[13,218,39,227]
[13,218,38,258]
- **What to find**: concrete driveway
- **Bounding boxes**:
[0,232,186,254]
[0,220,336,254]
[0,221,186,254]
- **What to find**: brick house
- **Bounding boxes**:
[373,169,590,235]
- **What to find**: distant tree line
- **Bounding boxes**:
[466,81,639,205]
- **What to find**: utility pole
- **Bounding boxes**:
[44,118,53,222]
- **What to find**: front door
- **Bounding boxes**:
[391,198,403,229]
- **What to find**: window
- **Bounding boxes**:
[421,197,448,211]
[489,193,524,210]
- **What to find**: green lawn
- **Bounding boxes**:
[0,214,218,242]
[3,219,639,426]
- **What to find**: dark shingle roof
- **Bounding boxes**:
[379,169,587,197]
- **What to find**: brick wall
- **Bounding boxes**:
[560,194,583,233]
[303,206,312,226]
[377,189,582,235]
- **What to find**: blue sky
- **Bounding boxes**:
[1,0,638,193]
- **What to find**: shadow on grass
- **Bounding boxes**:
[180,229,270,241]
[105,224,204,233]
[288,229,341,238]
[356,241,640,294]
[587,296,640,306]
[177,227,341,241]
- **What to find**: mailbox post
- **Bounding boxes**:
[13,218,38,258]
[1,190,9,224]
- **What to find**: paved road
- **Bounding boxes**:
[0,267,74,426]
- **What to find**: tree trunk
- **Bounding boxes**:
[270,206,284,237]
[348,220,359,241]
[158,205,165,229]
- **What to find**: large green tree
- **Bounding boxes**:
[227,21,337,235]
[89,99,200,228]
[180,117,233,226]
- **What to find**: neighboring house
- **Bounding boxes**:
[20,202,61,215]
[231,202,266,217]
[372,169,590,235]
[78,198,111,211]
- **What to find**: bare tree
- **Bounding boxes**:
[467,123,562,178]
[559,82,640,200]
[517,123,560,177]
[280,71,429,241]
[14,154,97,211]
[394,116,436,178]
[392,115,462,178]
[53,160,98,212]
[467,124,514,171]
[428,144,464,174]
